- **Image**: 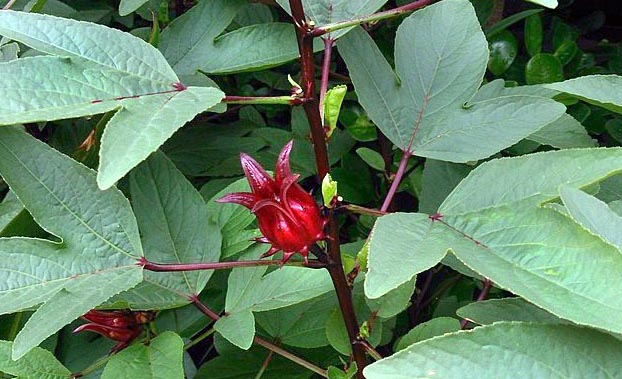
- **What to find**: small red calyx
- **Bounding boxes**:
[216,141,326,263]
[73,310,154,353]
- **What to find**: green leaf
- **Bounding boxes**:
[487,30,517,76]
[328,363,357,379]
[560,186,622,249]
[255,292,335,349]
[457,298,566,325]
[101,332,184,379]
[276,0,388,39]
[0,340,70,379]
[0,11,225,189]
[524,14,543,57]
[160,0,312,75]
[214,311,255,350]
[0,341,71,379]
[526,113,596,149]
[485,9,543,38]
[114,151,221,309]
[525,53,564,85]
[365,213,445,299]
[323,85,347,138]
[0,127,143,359]
[339,0,565,162]
[440,148,622,215]
[98,86,224,189]
[545,75,622,113]
[356,147,385,171]
[119,0,149,16]
[554,40,578,65]
[196,346,311,379]
[222,246,334,346]
[366,277,416,319]
[322,173,338,207]
[419,160,472,215]
[437,148,622,333]
[204,178,259,259]
[447,202,622,333]
[0,10,177,83]
[0,41,18,62]
[365,323,621,379]
[394,317,460,352]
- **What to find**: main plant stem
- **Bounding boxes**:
[289,1,368,376]
[190,297,328,378]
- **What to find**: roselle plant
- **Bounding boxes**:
[1,0,622,378]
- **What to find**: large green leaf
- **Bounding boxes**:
[0,10,176,83]
[276,0,388,39]
[0,11,225,189]
[160,0,312,75]
[339,0,565,162]
[527,113,595,149]
[457,298,566,325]
[437,148,622,333]
[440,148,622,215]
[97,86,224,189]
[365,214,443,298]
[100,332,184,379]
[0,127,143,359]
[112,151,221,309]
[560,186,622,249]
[0,340,71,379]
[394,317,460,352]
[365,322,622,378]
[546,75,622,113]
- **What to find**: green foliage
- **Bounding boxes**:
[0,0,621,377]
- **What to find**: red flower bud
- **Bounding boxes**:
[73,310,154,353]
[216,141,326,263]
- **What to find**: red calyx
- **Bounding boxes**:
[73,310,154,353]
[216,141,326,263]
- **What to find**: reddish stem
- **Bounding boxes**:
[460,279,493,329]
[139,257,326,271]
[288,1,368,376]
[318,37,334,121]
[380,151,412,212]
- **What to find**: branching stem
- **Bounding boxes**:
[288,1,368,376]
[189,297,328,378]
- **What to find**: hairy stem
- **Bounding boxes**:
[309,0,433,37]
[318,37,334,121]
[288,1,368,376]
[140,257,326,271]
[189,297,328,378]
[380,151,412,212]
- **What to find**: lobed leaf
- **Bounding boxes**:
[365,322,622,378]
